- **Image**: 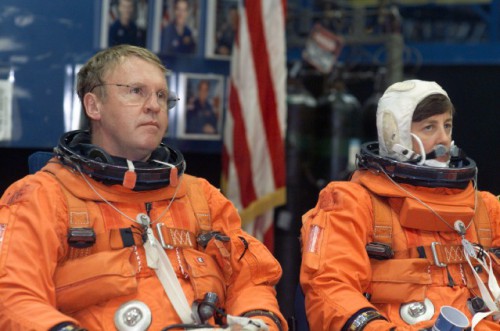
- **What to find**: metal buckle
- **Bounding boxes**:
[431,242,447,267]
[156,223,174,249]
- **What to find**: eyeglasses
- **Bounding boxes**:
[91,83,180,110]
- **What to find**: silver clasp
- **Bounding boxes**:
[156,223,174,249]
[431,242,447,267]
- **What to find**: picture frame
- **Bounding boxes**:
[100,0,150,49]
[152,0,201,55]
[176,73,225,140]
[0,78,13,141]
[205,0,238,59]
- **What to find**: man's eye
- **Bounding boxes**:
[130,87,143,95]
[157,91,167,100]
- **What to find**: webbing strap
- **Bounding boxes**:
[58,183,94,260]
[46,169,212,255]
[369,194,393,246]
[185,176,212,233]
[369,192,492,250]
[409,243,467,267]
[473,194,492,249]
[155,224,196,249]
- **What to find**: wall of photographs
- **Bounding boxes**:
[0,0,237,153]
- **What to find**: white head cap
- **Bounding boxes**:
[376,79,449,161]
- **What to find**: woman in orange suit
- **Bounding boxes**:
[301,79,500,331]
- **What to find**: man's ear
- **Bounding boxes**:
[83,93,102,120]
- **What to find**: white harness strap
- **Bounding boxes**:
[144,233,196,324]
[144,236,269,331]
[465,248,500,330]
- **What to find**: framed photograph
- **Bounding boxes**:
[152,0,201,55]
[205,0,238,59]
[176,73,224,140]
[100,0,150,49]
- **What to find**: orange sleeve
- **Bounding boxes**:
[198,178,287,331]
[0,174,79,330]
[481,191,500,276]
[300,181,378,330]
[481,191,500,247]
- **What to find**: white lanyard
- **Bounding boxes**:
[141,214,197,324]
[464,245,500,330]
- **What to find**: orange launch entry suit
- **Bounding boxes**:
[301,169,500,330]
[0,160,286,331]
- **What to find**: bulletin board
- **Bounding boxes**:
[0,0,230,154]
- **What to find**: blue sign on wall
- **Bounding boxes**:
[0,0,230,152]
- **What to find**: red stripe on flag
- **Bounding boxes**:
[228,82,257,207]
[245,1,286,188]
[222,0,287,249]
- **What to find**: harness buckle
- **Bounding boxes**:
[431,242,447,267]
[156,223,174,249]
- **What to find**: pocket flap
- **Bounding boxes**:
[55,248,137,313]
[372,258,432,284]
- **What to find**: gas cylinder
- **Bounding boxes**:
[317,80,363,181]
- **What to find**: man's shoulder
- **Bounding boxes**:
[1,170,61,205]
[182,173,212,189]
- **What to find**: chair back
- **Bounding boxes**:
[28,151,54,174]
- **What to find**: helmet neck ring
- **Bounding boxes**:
[357,142,476,189]
[54,130,186,191]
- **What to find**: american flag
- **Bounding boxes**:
[221,0,287,252]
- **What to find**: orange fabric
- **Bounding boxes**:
[300,169,500,331]
[0,159,286,331]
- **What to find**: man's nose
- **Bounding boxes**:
[144,92,162,112]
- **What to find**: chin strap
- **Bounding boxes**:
[391,143,421,162]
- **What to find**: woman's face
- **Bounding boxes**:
[411,110,453,162]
